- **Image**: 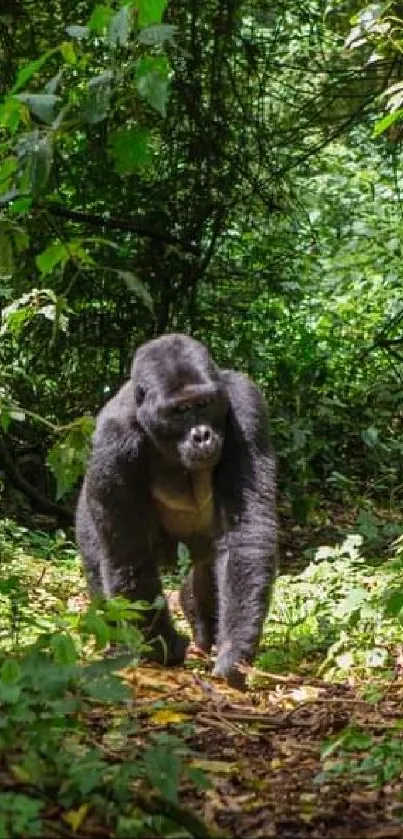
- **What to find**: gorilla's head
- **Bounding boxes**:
[132,334,228,471]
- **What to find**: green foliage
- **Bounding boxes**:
[137,0,169,28]
[143,740,182,802]
[135,56,170,116]
[47,415,95,499]
[108,126,153,173]
[342,1,403,135]
[259,529,403,680]
[0,794,43,839]
[0,0,400,521]
[319,723,403,789]
[0,523,209,838]
[83,71,114,125]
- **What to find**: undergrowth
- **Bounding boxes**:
[257,526,403,796]
[1,517,403,835]
[0,519,210,839]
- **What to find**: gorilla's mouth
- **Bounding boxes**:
[180,443,222,472]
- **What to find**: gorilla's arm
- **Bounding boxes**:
[81,383,148,595]
[76,383,187,662]
[214,371,277,680]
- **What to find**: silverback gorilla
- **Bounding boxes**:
[76,334,277,684]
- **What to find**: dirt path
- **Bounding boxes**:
[130,663,403,838]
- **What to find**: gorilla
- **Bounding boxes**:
[76,333,277,684]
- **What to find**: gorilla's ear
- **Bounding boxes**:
[135,384,145,406]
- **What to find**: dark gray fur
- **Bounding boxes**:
[76,334,277,684]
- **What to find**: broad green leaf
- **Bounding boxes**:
[384,589,403,617]
[29,136,53,195]
[357,509,379,541]
[12,50,58,94]
[80,611,110,649]
[83,675,131,702]
[1,306,33,338]
[373,109,403,137]
[45,70,64,94]
[185,766,211,791]
[84,654,134,678]
[361,426,379,447]
[82,71,113,124]
[9,197,33,215]
[0,157,18,184]
[0,98,26,132]
[135,56,170,116]
[65,25,89,39]
[1,658,21,683]
[137,0,168,28]
[36,241,69,275]
[0,682,21,703]
[117,270,153,309]
[16,94,61,124]
[47,416,94,498]
[108,5,132,47]
[108,127,152,173]
[143,746,181,802]
[47,440,81,499]
[88,5,114,33]
[138,23,176,45]
[17,131,53,196]
[50,633,77,665]
[59,42,76,64]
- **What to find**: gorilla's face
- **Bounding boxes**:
[133,334,228,471]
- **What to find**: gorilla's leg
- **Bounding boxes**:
[76,488,104,594]
[213,522,276,684]
[180,559,216,652]
[76,486,188,666]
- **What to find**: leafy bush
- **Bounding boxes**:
[0,521,209,838]
[259,530,403,680]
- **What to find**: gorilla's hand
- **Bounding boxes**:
[213,646,247,690]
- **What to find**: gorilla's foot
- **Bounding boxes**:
[145,630,189,666]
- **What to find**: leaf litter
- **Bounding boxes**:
[114,643,403,839]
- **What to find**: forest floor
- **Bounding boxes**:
[1,506,403,838]
[126,655,403,839]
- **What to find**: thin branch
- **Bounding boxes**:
[32,204,198,253]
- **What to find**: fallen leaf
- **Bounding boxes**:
[150,708,189,725]
[62,803,90,832]
[191,759,237,775]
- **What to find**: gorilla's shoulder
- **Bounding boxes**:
[94,381,138,443]
[220,369,267,410]
[220,368,270,443]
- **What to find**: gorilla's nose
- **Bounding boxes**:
[191,424,213,447]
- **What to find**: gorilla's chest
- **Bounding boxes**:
[150,471,214,538]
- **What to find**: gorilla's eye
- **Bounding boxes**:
[136,384,145,406]
[172,398,211,416]
[173,402,192,415]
